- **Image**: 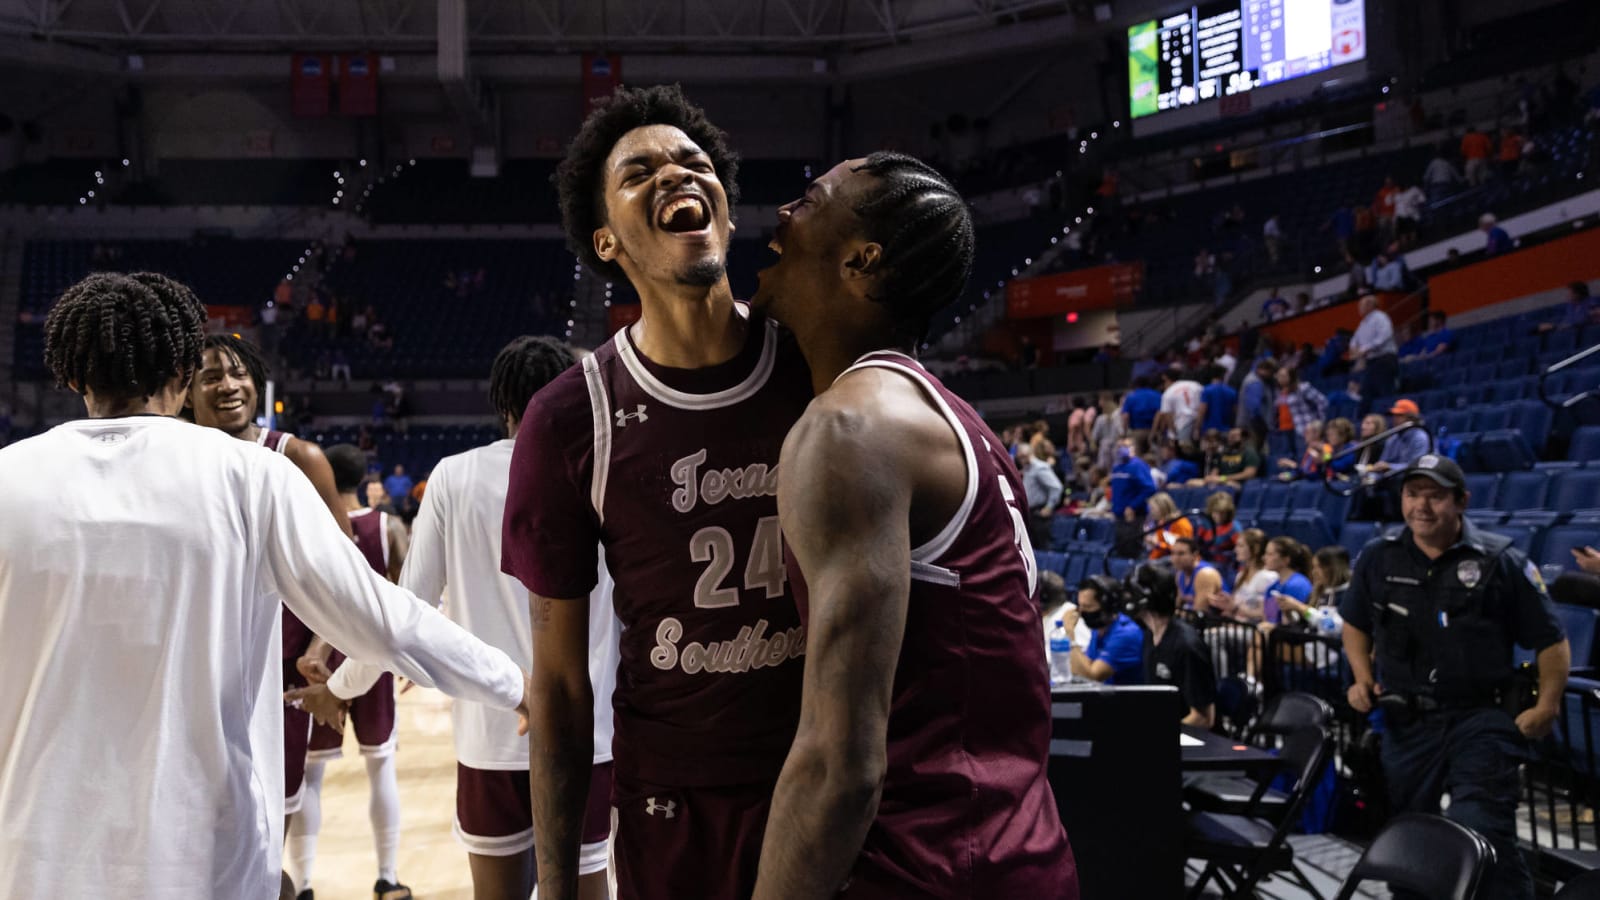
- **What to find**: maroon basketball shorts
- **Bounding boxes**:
[454,761,614,874]
[307,656,397,761]
[283,666,313,815]
[609,772,777,900]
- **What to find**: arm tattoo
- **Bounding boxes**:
[532,595,554,631]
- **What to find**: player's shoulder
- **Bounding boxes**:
[520,357,603,432]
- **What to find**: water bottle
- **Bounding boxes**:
[1049,619,1074,686]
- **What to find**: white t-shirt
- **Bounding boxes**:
[330,439,619,769]
[0,417,523,900]
[1161,379,1205,441]
[1393,186,1427,220]
[1230,569,1280,622]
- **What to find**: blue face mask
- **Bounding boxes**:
[1115,446,1133,464]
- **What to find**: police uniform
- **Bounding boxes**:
[1339,455,1565,900]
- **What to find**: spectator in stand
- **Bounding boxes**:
[1396,319,1427,363]
[1122,376,1163,441]
[1157,442,1201,487]
[1205,427,1261,488]
[1156,366,1204,445]
[1198,365,1238,435]
[349,303,371,337]
[1213,342,1238,379]
[1538,281,1598,333]
[1351,205,1378,261]
[1172,537,1223,613]
[1092,392,1125,472]
[1208,529,1274,623]
[274,278,293,308]
[1262,213,1282,265]
[1275,367,1328,437]
[368,319,394,351]
[1423,145,1462,197]
[1326,205,1355,255]
[1261,291,1291,321]
[1461,125,1494,186]
[1110,438,1157,519]
[1197,491,1240,581]
[1260,537,1314,627]
[1393,182,1427,249]
[1480,213,1514,257]
[1419,311,1455,358]
[363,480,396,515]
[1373,175,1400,245]
[1015,443,1063,549]
[1367,247,1408,292]
[329,348,352,384]
[1350,293,1399,411]
[1370,399,1430,476]
[1144,492,1192,560]
[1066,400,1096,458]
[1497,127,1524,179]
[1236,360,1278,445]
[382,463,414,512]
[1061,577,1146,685]
[1317,329,1352,377]
[1028,419,1058,466]
[1344,251,1370,299]
[1131,354,1162,383]
[304,293,327,337]
[1277,420,1327,481]
[1323,417,1359,480]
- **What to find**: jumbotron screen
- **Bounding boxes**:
[1129,0,1367,119]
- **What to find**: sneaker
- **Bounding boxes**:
[374,879,413,900]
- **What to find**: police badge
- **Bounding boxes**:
[1457,559,1482,589]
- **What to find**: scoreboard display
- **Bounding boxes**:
[1130,0,1366,120]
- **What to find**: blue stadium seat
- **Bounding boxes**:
[1509,401,1554,452]
[1284,510,1337,551]
[1535,460,1584,473]
[1063,552,1088,588]
[1465,509,1509,526]
[1049,516,1078,552]
[1468,404,1514,433]
[1540,525,1600,572]
[1260,482,1293,512]
[1289,481,1323,510]
[1474,430,1538,472]
[1236,480,1266,515]
[1487,525,1541,556]
[1106,557,1136,580]
[1034,550,1069,578]
[1571,426,1600,463]
[1507,510,1562,530]
[1255,508,1289,538]
[1447,432,1483,470]
[1556,604,1599,670]
[1553,470,1600,514]
[1433,409,1471,435]
[1464,473,1500,508]
[1340,520,1380,561]
[1079,518,1114,543]
[1315,489,1353,531]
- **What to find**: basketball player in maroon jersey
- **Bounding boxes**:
[187,333,356,899]
[748,153,1078,899]
[286,443,412,900]
[502,85,812,900]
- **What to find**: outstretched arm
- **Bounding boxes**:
[285,437,355,540]
[753,399,913,900]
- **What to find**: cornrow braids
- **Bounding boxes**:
[490,335,577,428]
[556,83,740,282]
[44,271,206,402]
[201,333,271,417]
[849,152,976,347]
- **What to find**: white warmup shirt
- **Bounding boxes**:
[329,439,619,769]
[1161,379,1204,442]
[0,417,524,900]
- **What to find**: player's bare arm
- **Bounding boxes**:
[386,517,410,583]
[754,374,955,900]
[527,590,595,900]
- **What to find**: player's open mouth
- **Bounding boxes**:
[215,399,245,411]
[657,195,710,234]
[767,237,783,256]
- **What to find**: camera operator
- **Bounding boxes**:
[1061,576,1146,685]
[1341,454,1569,900]
[1130,564,1217,728]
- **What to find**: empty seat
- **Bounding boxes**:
[1289,481,1324,510]
[1571,426,1600,463]
[1486,524,1541,556]
[1540,525,1600,573]
[1553,603,1600,670]
[1049,516,1078,552]
[1474,430,1537,472]
[1553,470,1600,514]
[1463,473,1500,508]
[1340,521,1380,561]
[1034,550,1069,578]
[1500,471,1554,511]
[1237,480,1266,514]
[1509,401,1554,452]
[1260,482,1293,512]
[1284,510,1337,550]
[1468,405,1514,432]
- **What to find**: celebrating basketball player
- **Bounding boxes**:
[748,154,1079,899]
[0,272,531,899]
[296,337,621,900]
[501,85,812,900]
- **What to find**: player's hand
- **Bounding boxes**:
[296,654,333,685]
[284,683,347,729]
[1347,680,1379,714]
[515,672,533,737]
[397,676,418,695]
[1516,703,1560,740]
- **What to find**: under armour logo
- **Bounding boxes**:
[644,797,676,818]
[615,405,649,427]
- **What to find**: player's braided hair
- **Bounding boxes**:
[849,152,976,348]
[490,335,576,429]
[557,83,740,282]
[201,333,271,417]
[44,271,206,401]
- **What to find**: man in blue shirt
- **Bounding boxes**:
[1110,439,1157,518]
[382,463,414,507]
[1540,281,1597,334]
[1235,359,1278,441]
[1158,442,1200,486]
[1121,377,1163,435]
[1371,399,1431,474]
[1420,311,1454,357]
[1198,365,1238,433]
[1062,576,1146,685]
[1480,213,1513,257]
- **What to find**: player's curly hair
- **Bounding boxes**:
[556,83,740,282]
[201,333,271,417]
[490,335,576,430]
[44,271,207,401]
[849,152,976,348]
[323,443,369,494]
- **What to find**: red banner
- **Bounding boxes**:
[1005,262,1143,319]
[206,306,254,330]
[582,53,622,117]
[607,304,642,334]
[1430,228,1600,318]
[339,52,379,117]
[291,54,332,117]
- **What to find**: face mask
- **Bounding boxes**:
[1115,445,1133,464]
[1081,606,1115,630]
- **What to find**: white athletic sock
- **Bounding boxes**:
[366,753,402,883]
[285,760,325,893]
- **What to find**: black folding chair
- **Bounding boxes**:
[1554,868,1600,900]
[1186,722,1332,899]
[1186,693,1333,817]
[1331,813,1493,900]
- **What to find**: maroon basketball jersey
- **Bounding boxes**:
[503,308,812,787]
[347,507,389,577]
[786,351,1077,899]
[257,427,315,660]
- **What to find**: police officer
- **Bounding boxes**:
[1341,454,1569,900]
